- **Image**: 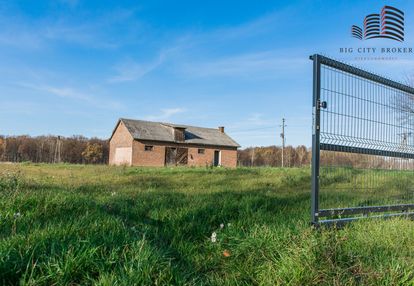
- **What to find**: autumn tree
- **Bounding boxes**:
[0,136,5,161]
[82,143,103,164]
[62,136,87,163]
[238,145,312,167]
[0,135,108,164]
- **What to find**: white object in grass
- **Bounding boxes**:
[211,232,217,243]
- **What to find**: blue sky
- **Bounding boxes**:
[1,0,414,147]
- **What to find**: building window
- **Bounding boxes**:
[144,145,153,151]
[198,148,205,154]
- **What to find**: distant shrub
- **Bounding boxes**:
[82,143,103,164]
[281,171,310,189]
[0,171,23,192]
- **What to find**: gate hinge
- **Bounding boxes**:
[317,100,327,110]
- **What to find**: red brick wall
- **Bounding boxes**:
[188,147,214,167]
[109,121,133,165]
[132,141,166,167]
[131,141,238,167]
[188,147,237,168]
[219,149,238,167]
[111,129,238,167]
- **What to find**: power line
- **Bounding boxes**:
[228,125,278,133]
[228,123,307,134]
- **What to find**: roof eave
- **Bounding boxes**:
[134,138,239,149]
[108,118,123,141]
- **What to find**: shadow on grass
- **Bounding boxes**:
[1,174,310,284]
[96,183,310,282]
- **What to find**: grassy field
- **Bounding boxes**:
[0,164,413,285]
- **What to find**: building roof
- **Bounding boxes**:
[113,118,240,148]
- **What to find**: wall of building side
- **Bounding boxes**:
[220,149,238,167]
[132,141,238,167]
[188,147,213,167]
[109,121,134,165]
[132,140,166,167]
[188,147,237,167]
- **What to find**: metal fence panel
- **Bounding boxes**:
[310,54,414,225]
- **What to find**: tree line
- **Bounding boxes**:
[0,135,394,168]
[0,135,109,164]
[0,136,310,167]
[237,146,400,169]
[237,145,311,167]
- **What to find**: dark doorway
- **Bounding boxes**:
[213,150,220,166]
[165,147,176,166]
[165,147,188,166]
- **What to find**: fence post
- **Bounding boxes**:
[311,54,321,225]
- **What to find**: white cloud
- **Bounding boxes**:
[246,113,275,126]
[0,8,137,50]
[145,108,186,121]
[107,56,165,83]
[18,83,87,99]
[106,9,298,83]
[107,41,187,83]
[185,8,292,45]
[178,51,308,78]
[16,82,123,110]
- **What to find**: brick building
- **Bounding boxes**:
[109,118,239,167]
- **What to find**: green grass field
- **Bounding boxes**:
[0,164,413,285]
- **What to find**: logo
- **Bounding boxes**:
[352,6,404,42]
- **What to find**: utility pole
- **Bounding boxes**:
[57,136,61,163]
[3,137,6,161]
[54,136,62,163]
[280,118,286,167]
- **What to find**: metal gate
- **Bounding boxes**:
[311,54,414,226]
